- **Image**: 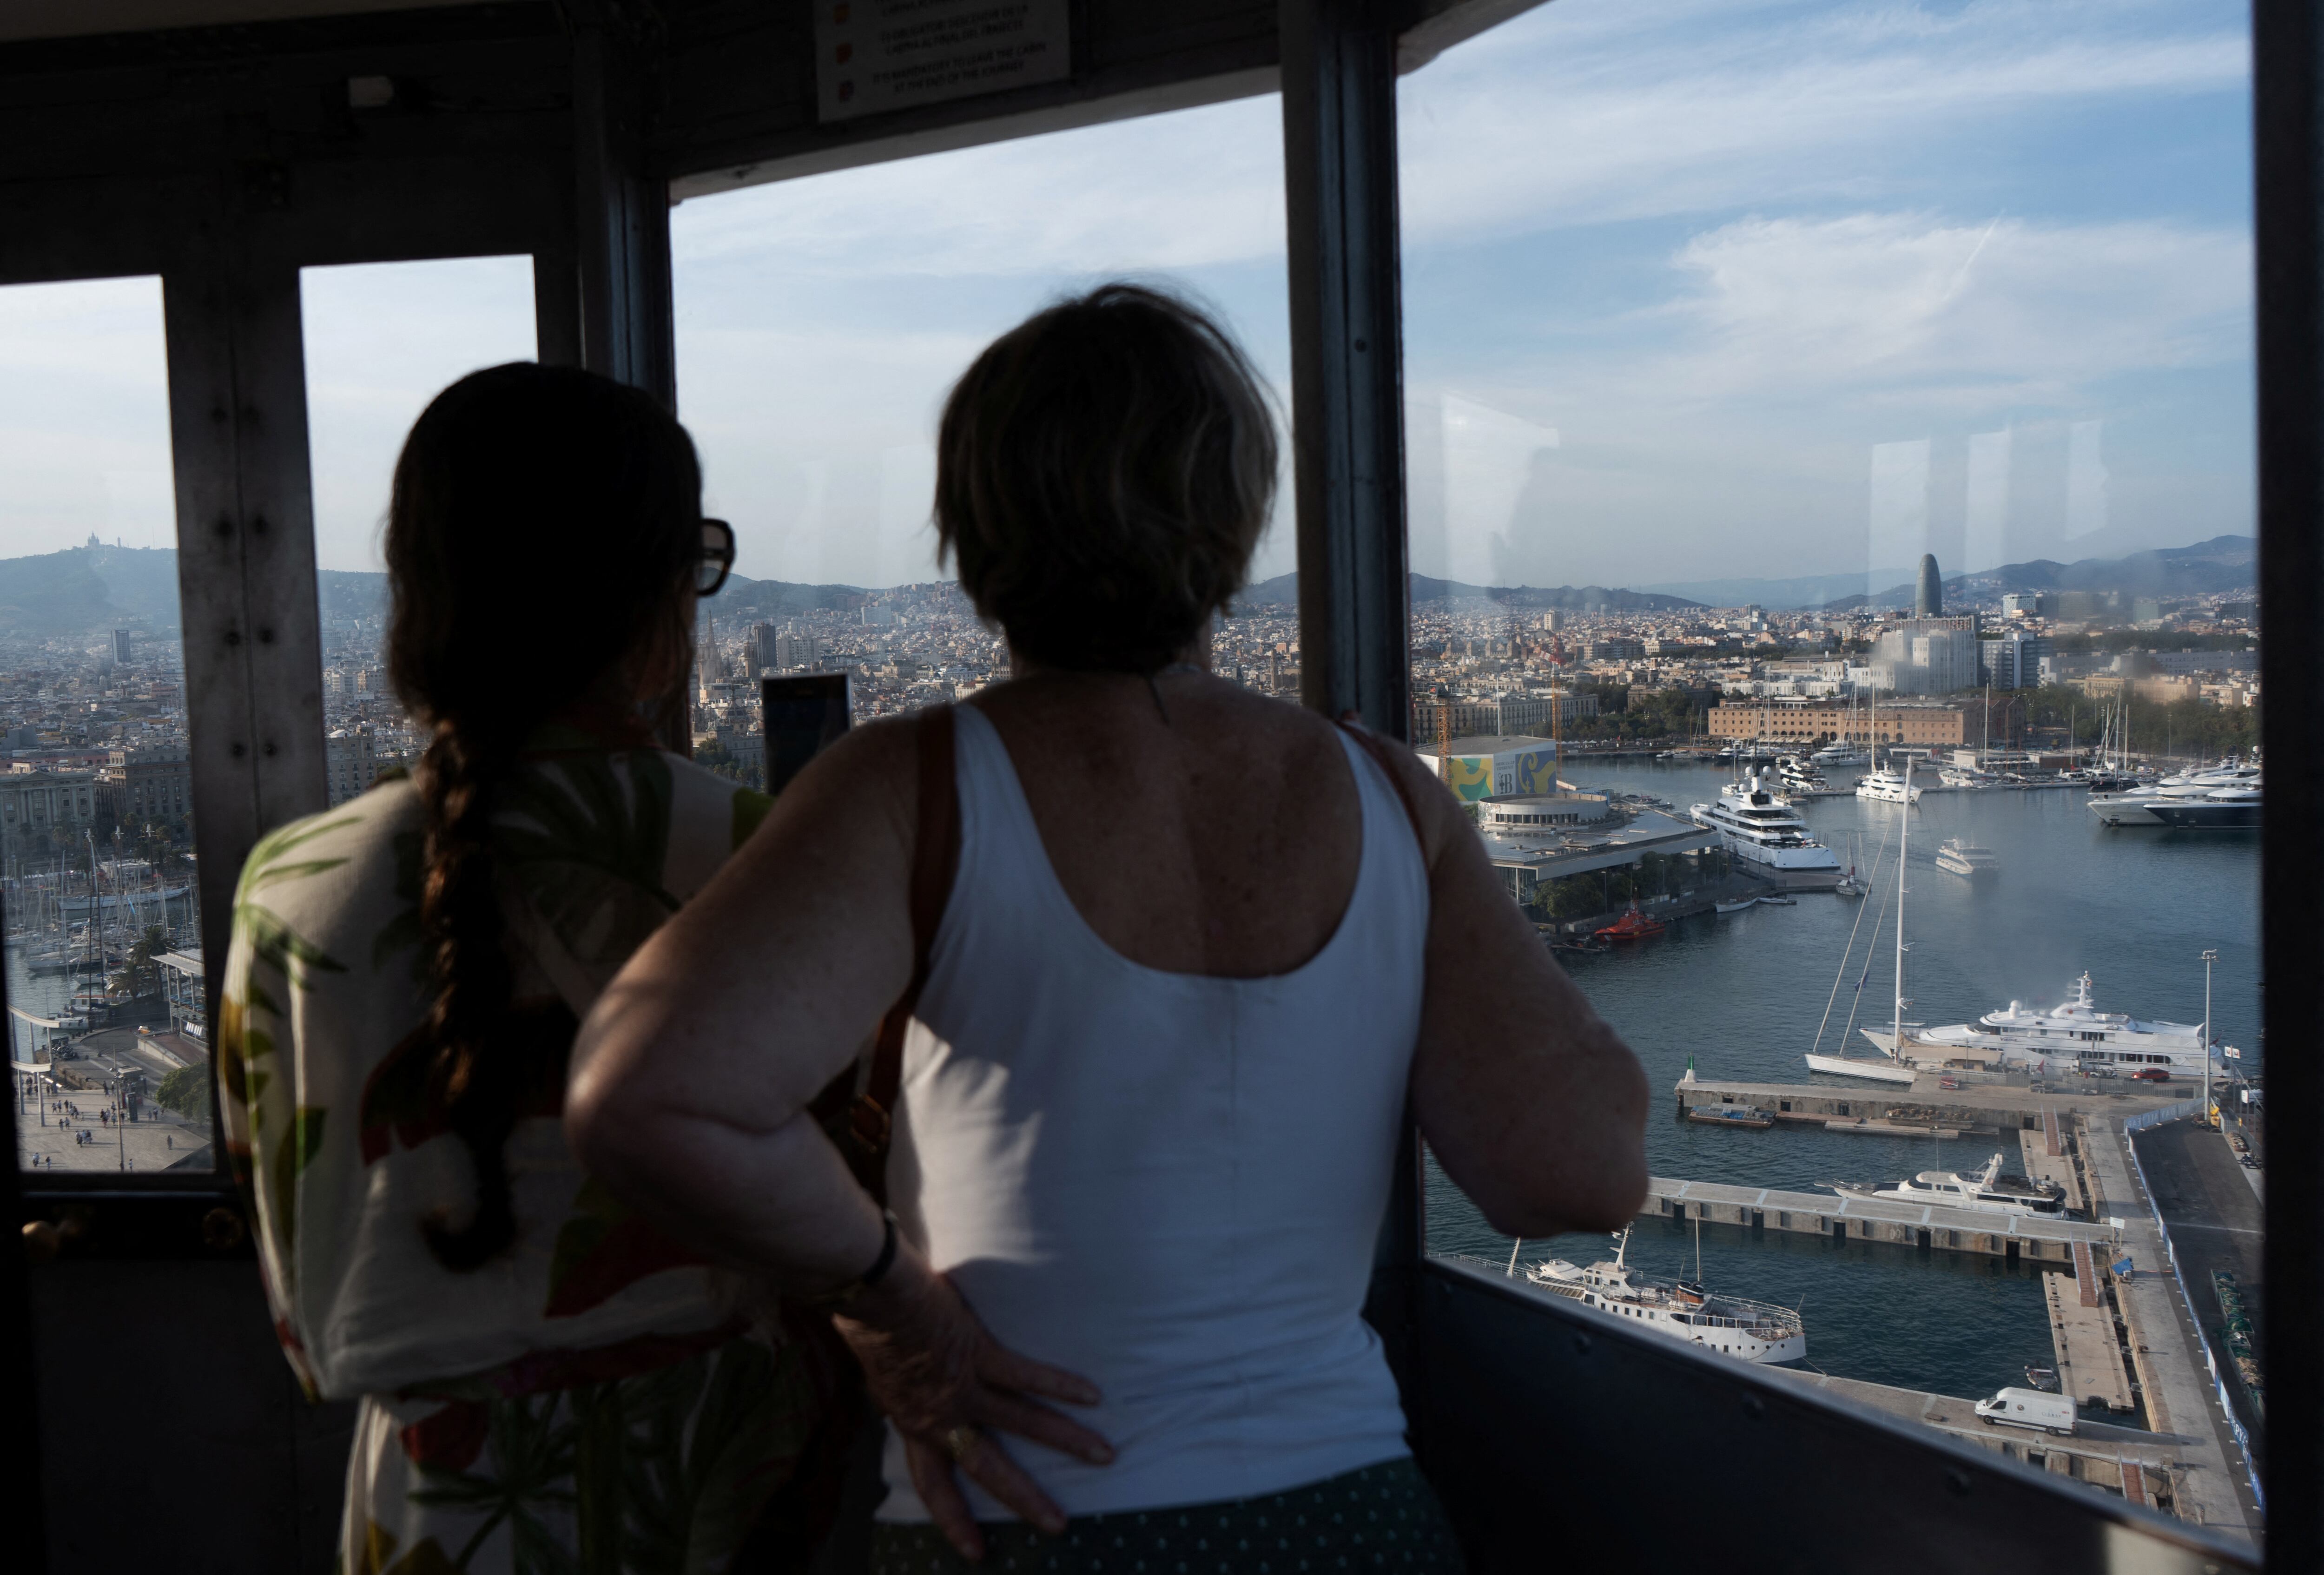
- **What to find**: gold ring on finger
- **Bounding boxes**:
[943,1424,979,1463]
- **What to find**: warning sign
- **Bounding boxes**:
[815,1,1071,124]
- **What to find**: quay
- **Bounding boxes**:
[1762,1369,2248,1535]
[1642,1176,2119,1263]
[1674,1074,2200,1133]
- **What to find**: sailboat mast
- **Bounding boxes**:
[1894,757,1909,1058]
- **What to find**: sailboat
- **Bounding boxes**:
[1806,761,1918,1085]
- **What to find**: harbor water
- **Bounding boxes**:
[1424,759,2263,1401]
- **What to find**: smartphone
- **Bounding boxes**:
[761,672,853,795]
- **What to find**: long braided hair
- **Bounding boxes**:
[385,363,702,1270]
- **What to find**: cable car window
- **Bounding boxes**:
[1403,1,2261,1529]
[667,93,1294,780]
[298,256,539,807]
[2,276,204,1174]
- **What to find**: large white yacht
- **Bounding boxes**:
[1810,740,1869,767]
[1523,1229,1807,1363]
[1862,971,2220,1080]
[2088,760,2261,826]
[1690,771,1842,870]
[2148,782,2262,830]
[1827,1153,2067,1218]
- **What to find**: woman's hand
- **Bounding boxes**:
[834,1247,1114,1561]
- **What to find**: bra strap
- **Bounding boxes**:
[845,704,959,1202]
[1334,718,1430,853]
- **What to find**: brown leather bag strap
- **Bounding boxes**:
[1335,718,1430,851]
[848,705,958,1193]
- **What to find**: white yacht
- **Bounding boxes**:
[1827,1153,2067,1218]
[1810,741,1869,768]
[2148,782,2262,830]
[1522,1229,1806,1363]
[1855,764,1921,804]
[2088,760,2261,827]
[1934,838,1998,876]
[1866,971,2221,1080]
[1937,764,1997,790]
[1689,771,1842,870]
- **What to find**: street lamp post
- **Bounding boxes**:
[2201,948,2218,1128]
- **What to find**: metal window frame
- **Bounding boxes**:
[0,3,2308,1570]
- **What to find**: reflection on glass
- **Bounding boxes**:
[1402,1,2261,1529]
[300,257,538,804]
[669,96,1294,785]
[0,277,206,1173]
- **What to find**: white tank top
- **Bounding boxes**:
[878,703,1430,1521]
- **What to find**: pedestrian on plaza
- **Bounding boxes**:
[218,362,843,1575]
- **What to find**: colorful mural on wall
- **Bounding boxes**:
[1436,745,1559,802]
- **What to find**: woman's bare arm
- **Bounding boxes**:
[568,716,925,1279]
[1384,746,1651,1237]
[567,718,1111,1552]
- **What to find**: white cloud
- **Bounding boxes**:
[300,257,538,572]
[1398,0,2246,246]
[0,277,175,557]
[673,92,1289,278]
[1653,211,2250,406]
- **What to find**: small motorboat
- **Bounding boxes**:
[1757,893,1797,906]
[1714,896,1758,915]
[1596,905,1668,942]
[2023,1366,2060,1393]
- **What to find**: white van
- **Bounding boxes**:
[1974,1387,2077,1436]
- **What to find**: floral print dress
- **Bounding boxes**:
[220,740,831,1575]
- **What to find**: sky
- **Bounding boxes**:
[0,0,2254,599]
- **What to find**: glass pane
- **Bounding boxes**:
[670,94,1292,784]
[1404,0,2259,1530]
[1,276,207,1174]
[300,257,538,800]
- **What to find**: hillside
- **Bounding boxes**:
[1826,534,2256,612]
[0,543,185,637]
[0,545,880,637]
[1235,572,1701,613]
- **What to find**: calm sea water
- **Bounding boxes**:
[1424,760,2264,1400]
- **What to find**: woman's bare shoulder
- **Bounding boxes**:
[752,709,927,849]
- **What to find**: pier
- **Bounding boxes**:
[1761,1370,2246,1529]
[1642,1176,2119,1262]
[1675,1074,2200,1133]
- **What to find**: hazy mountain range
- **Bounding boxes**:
[0,534,2257,639]
[1234,573,1700,613]
[1647,536,2256,613]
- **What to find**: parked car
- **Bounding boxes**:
[2132,1068,2172,1084]
[1937,1077,1961,1090]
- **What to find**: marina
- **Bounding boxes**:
[1426,753,2262,1538]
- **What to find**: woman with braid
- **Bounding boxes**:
[219,364,853,1573]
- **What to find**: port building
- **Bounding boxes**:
[1474,797,1717,908]
[1708,700,1968,747]
[1413,734,1562,801]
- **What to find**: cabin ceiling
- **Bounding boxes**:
[0,0,465,46]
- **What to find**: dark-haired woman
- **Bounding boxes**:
[220,363,830,1574]
[569,287,1651,1573]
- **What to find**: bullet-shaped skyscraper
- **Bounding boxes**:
[1915,554,1942,618]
